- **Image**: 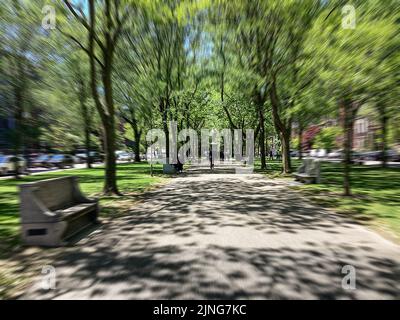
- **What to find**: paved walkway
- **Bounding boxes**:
[23,166,400,299]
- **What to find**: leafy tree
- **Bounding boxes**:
[313,127,342,152]
[0,0,56,177]
[60,0,133,194]
[305,1,399,195]
[217,0,323,172]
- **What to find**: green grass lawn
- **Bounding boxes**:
[255,158,400,241]
[0,162,165,258]
[254,158,301,177]
[294,163,400,241]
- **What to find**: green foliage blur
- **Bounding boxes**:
[0,0,398,170]
[313,127,342,152]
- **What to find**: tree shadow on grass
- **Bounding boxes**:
[319,163,400,192]
[0,202,21,259]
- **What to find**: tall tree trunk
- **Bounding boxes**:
[102,69,118,194]
[77,71,92,169]
[65,0,131,194]
[219,40,237,157]
[381,110,388,168]
[13,86,23,179]
[103,119,118,194]
[84,124,92,169]
[133,127,141,162]
[80,100,92,169]
[255,91,266,170]
[124,111,141,162]
[162,103,169,164]
[281,129,291,174]
[258,114,266,170]
[298,123,303,160]
[269,81,292,174]
[88,0,119,195]
[342,99,357,196]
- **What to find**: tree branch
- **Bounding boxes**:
[57,27,105,69]
[63,0,106,52]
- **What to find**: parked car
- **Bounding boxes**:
[31,154,52,168]
[0,155,27,175]
[358,151,376,161]
[352,150,400,162]
[301,151,310,158]
[328,150,343,159]
[290,150,299,158]
[76,151,104,164]
[73,153,84,164]
[351,151,364,164]
[386,150,400,162]
[117,152,133,162]
[115,150,126,158]
[309,149,318,157]
[316,149,327,158]
[27,153,40,164]
[47,154,75,169]
[72,156,82,164]
[75,150,87,164]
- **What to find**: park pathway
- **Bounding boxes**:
[22,165,400,299]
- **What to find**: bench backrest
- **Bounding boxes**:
[298,158,320,175]
[306,160,320,176]
[20,176,77,211]
[304,159,313,171]
[298,158,313,173]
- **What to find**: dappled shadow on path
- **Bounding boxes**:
[22,172,400,299]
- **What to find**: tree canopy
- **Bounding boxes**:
[0,0,398,194]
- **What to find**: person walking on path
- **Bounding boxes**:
[209,149,214,170]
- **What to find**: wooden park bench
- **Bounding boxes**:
[293,158,321,184]
[19,176,99,247]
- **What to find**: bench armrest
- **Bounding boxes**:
[71,177,98,204]
[31,189,59,218]
[20,187,59,223]
[297,163,306,174]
